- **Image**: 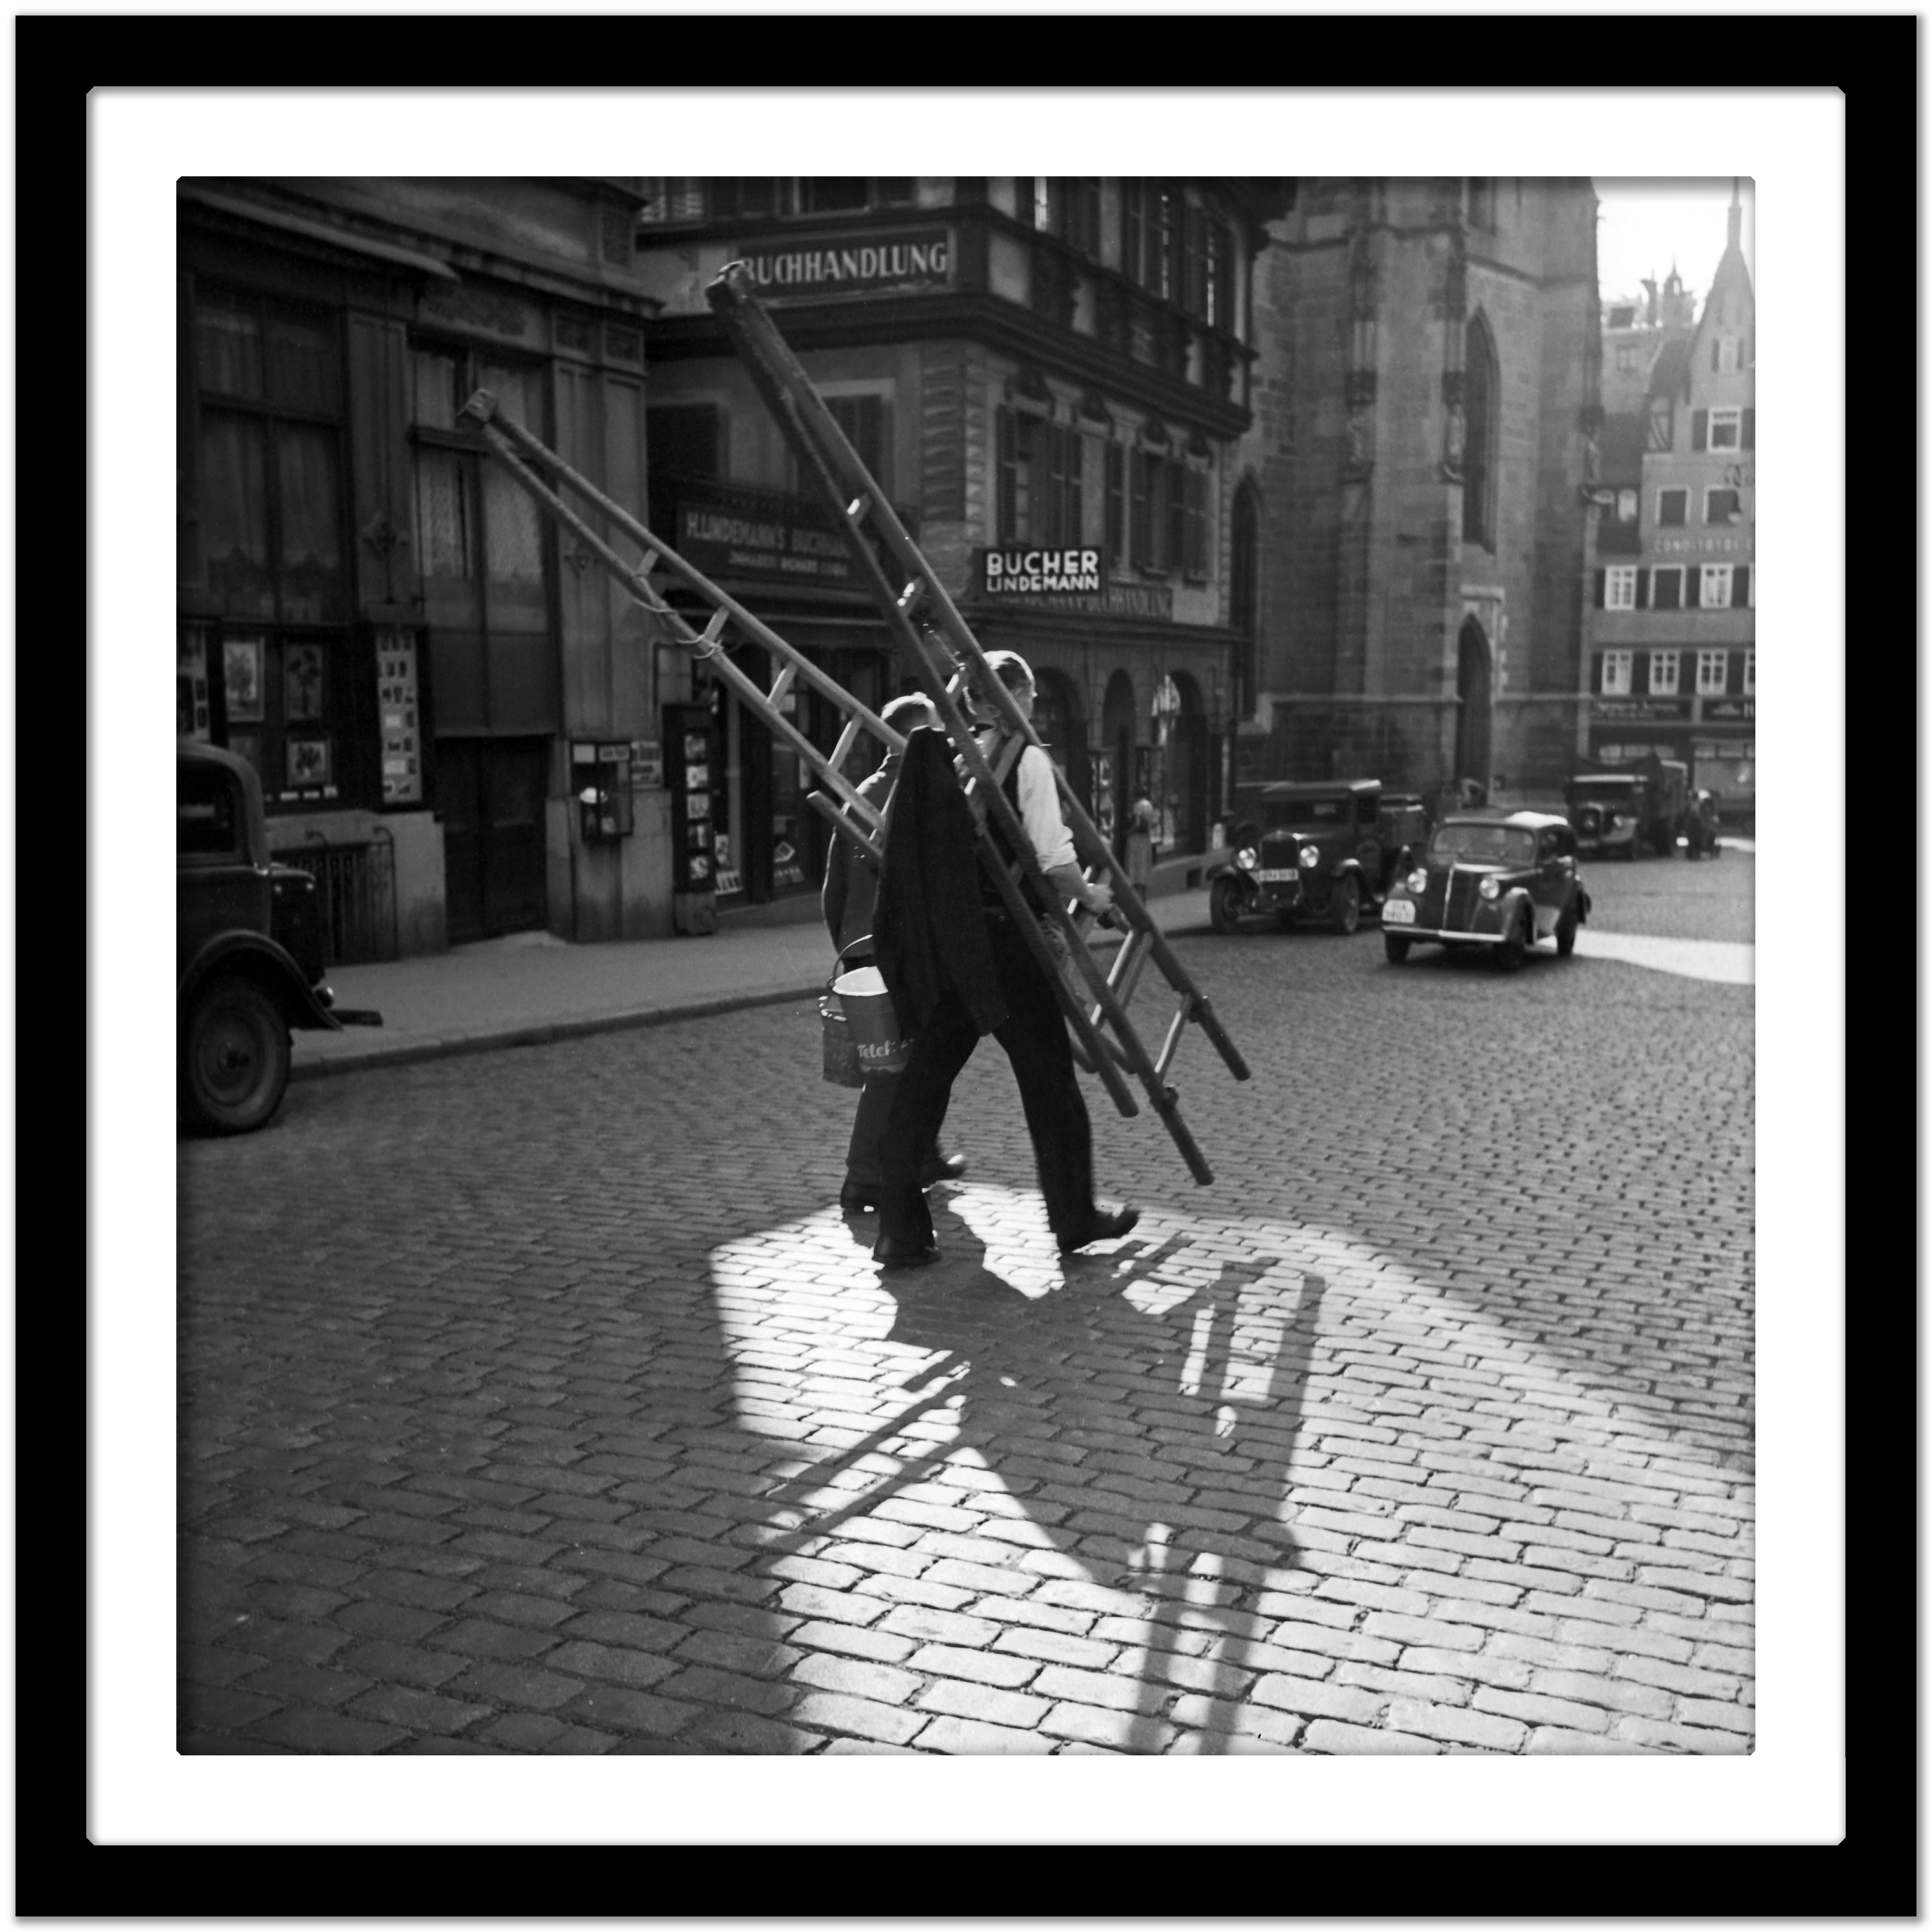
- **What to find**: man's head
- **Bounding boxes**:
[878,694,938,764]
[968,650,1036,723]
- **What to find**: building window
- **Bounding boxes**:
[1651,566,1684,611]
[1657,488,1688,527]
[1600,651,1632,696]
[1700,564,1734,607]
[1105,442,1126,567]
[1466,178,1496,229]
[1714,336,1741,373]
[1604,565,1638,611]
[1615,343,1641,373]
[995,408,1080,546]
[1707,406,1743,451]
[1130,448,1153,565]
[192,291,348,626]
[822,393,891,498]
[797,178,870,213]
[1206,220,1234,331]
[1616,487,1639,521]
[1743,651,1755,695]
[1705,485,1742,525]
[1646,394,1673,452]
[1462,312,1499,549]
[1230,481,1259,715]
[1697,651,1728,696]
[1023,178,1101,257]
[1648,651,1680,696]
[1121,182,1146,291]
[1182,467,1209,580]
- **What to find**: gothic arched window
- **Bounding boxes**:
[1462,313,1499,550]
[1230,482,1261,716]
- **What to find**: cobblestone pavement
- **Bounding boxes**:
[179,856,1754,1756]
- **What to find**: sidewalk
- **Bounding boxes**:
[292,889,1216,1081]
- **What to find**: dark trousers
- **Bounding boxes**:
[845,1069,901,1187]
[878,912,1095,1247]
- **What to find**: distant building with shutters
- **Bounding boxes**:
[1582,191,1755,818]
[1231,178,1601,803]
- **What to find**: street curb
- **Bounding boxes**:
[289,981,825,1082]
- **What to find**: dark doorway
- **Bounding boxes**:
[439,737,551,944]
[1454,619,1493,790]
[1100,670,1137,861]
[1031,667,1090,815]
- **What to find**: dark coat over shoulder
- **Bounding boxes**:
[875,728,1006,1039]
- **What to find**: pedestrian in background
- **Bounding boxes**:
[823,692,966,1216]
[869,652,1140,1270]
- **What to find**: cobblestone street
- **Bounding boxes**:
[178,853,1754,1757]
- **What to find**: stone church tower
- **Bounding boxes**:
[1231,178,1600,799]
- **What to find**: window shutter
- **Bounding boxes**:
[1742,409,1755,449]
[1593,654,1604,694]
[1731,565,1750,608]
[1683,565,1700,608]
[1593,568,1605,609]
[1636,567,1650,608]
[1634,652,1650,696]
[1691,410,1708,452]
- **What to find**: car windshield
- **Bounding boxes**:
[1431,823,1536,864]
[1262,796,1351,830]
[1570,779,1635,796]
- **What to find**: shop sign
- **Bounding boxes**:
[628,738,663,788]
[675,482,854,587]
[736,229,953,300]
[1693,738,1756,761]
[1651,535,1748,556]
[1701,698,1754,722]
[1590,697,1690,722]
[376,630,423,805]
[979,547,1106,597]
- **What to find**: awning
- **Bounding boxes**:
[178,186,459,282]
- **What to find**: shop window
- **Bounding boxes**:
[192,291,347,625]
[1743,651,1755,695]
[1705,485,1742,524]
[1600,651,1632,697]
[1651,566,1684,611]
[1657,488,1688,527]
[1648,651,1680,696]
[1700,564,1734,609]
[1604,566,1638,611]
[1696,650,1728,696]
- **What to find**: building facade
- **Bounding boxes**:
[1232,178,1601,801]
[177,178,679,955]
[630,176,1286,909]
[1582,198,1755,815]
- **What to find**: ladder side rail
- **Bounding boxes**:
[807,791,884,868]
[461,394,909,761]
[463,413,892,836]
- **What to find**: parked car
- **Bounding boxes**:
[1565,761,1687,860]
[178,741,380,1133]
[1207,779,1429,936]
[1682,788,1724,860]
[1380,810,1590,972]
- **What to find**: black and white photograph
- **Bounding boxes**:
[69,66,1858,1862]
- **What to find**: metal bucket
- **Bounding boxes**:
[819,991,864,1089]
[830,965,911,1075]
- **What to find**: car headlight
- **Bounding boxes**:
[1298,845,1319,870]
[1235,846,1258,872]
[1406,867,1428,893]
[1478,875,1501,901]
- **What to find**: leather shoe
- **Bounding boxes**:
[919,1152,968,1187]
[1058,1206,1140,1254]
[839,1179,878,1215]
[873,1234,941,1270]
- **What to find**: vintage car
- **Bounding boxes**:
[1380,810,1591,972]
[1565,761,1687,860]
[178,741,380,1133]
[1207,779,1429,937]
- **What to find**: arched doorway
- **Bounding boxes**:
[1455,617,1493,790]
[1099,670,1137,859]
[1031,666,1090,816]
[1153,671,1207,854]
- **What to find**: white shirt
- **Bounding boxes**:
[976,730,1077,873]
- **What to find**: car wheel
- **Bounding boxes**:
[1209,876,1245,935]
[1496,909,1530,974]
[181,976,290,1134]
[1384,932,1412,964]
[1330,875,1361,937]
[1555,902,1579,958]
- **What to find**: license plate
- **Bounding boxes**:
[1382,899,1415,924]
[1257,868,1298,883]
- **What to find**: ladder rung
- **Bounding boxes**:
[768,663,797,708]
[829,714,865,772]
[896,577,925,611]
[697,607,729,650]
[846,493,872,523]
